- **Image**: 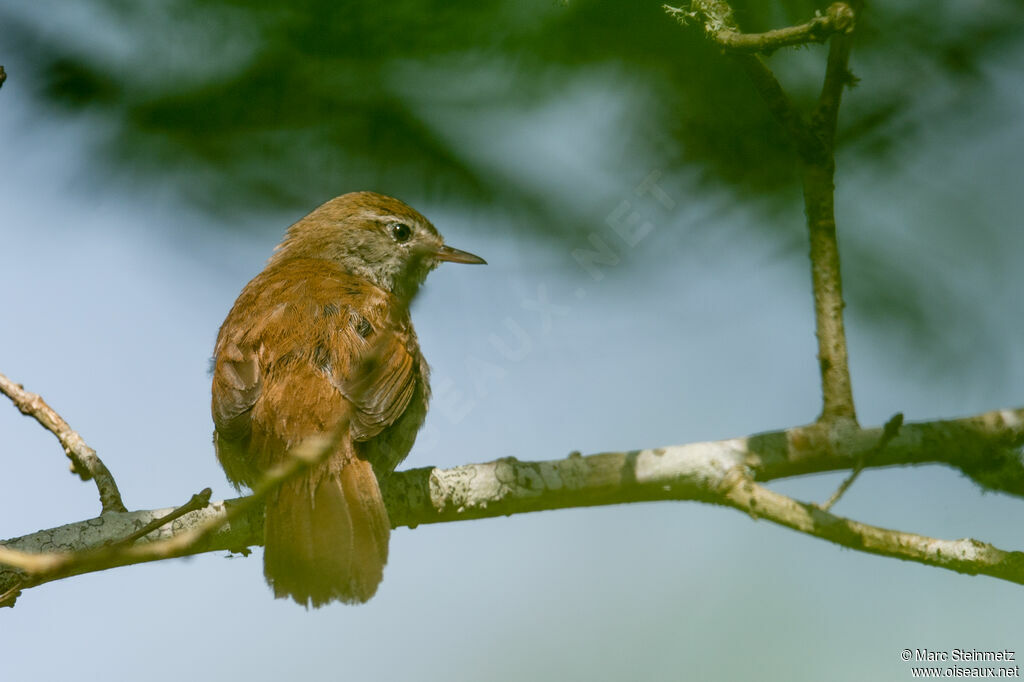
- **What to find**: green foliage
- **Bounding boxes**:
[6,0,1019,230]
[4,0,1023,372]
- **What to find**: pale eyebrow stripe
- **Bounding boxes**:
[354,210,402,222]
[354,210,435,235]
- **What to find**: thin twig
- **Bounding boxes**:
[0,582,21,607]
[0,371,126,512]
[0,66,6,90]
[731,54,826,162]
[818,413,903,511]
[664,1,855,54]
[107,488,213,548]
[161,426,347,554]
[0,422,348,604]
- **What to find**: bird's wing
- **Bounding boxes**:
[212,341,262,439]
[322,282,418,443]
[211,307,264,447]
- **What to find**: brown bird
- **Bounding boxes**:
[211,191,484,607]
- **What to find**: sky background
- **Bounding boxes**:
[1,2,1023,680]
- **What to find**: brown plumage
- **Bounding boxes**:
[211,192,484,607]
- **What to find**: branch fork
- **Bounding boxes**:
[665,0,863,425]
[665,2,855,54]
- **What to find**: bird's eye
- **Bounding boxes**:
[389,222,413,243]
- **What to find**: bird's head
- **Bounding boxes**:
[272,191,485,302]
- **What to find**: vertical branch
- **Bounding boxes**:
[801,159,855,423]
[802,0,864,424]
[665,0,861,424]
[815,0,864,146]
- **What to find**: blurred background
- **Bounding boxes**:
[1,0,1022,679]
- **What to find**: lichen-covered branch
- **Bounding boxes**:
[0,371,126,513]
[718,467,1024,584]
[3,407,1022,602]
[0,497,263,606]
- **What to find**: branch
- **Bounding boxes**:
[663,1,827,161]
[0,66,6,90]
[802,155,856,423]
[107,488,213,548]
[3,407,1022,602]
[814,0,864,147]
[801,0,864,423]
[0,497,261,606]
[0,424,348,606]
[818,412,903,511]
[665,0,862,423]
[731,54,826,162]
[664,1,855,54]
[0,371,126,513]
[719,467,1024,584]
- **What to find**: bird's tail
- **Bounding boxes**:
[263,457,390,607]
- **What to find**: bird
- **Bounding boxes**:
[211,191,485,607]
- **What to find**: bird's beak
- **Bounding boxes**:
[436,244,487,265]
